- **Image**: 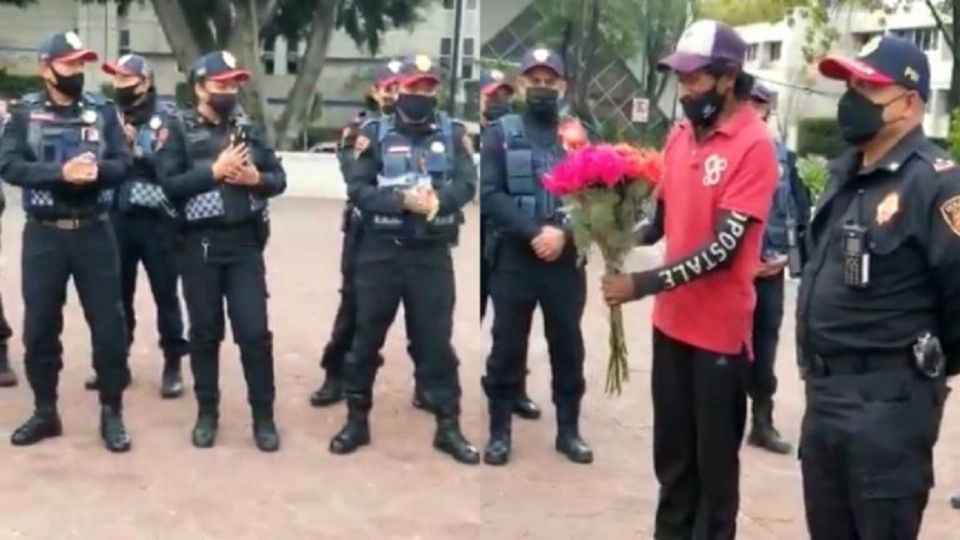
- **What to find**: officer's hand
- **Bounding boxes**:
[602,273,635,306]
[121,123,137,147]
[532,226,566,261]
[402,189,432,214]
[757,256,787,278]
[212,144,248,181]
[62,154,97,184]
[227,164,261,186]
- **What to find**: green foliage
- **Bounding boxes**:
[335,0,430,54]
[797,155,830,199]
[948,108,960,161]
[566,180,653,271]
[797,117,847,158]
[0,72,42,98]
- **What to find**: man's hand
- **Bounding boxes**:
[602,273,636,306]
[403,187,437,216]
[61,153,98,184]
[121,122,137,148]
[530,226,566,261]
[211,144,248,181]
[757,255,788,278]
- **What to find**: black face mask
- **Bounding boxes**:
[525,87,559,119]
[837,89,904,146]
[483,100,512,122]
[396,94,436,123]
[381,100,396,115]
[50,68,84,100]
[680,84,725,129]
[208,93,237,119]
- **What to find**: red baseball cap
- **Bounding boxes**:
[397,55,440,88]
[38,32,98,64]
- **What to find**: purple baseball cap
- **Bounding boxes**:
[750,81,773,103]
[658,20,747,74]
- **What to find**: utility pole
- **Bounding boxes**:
[447,0,465,116]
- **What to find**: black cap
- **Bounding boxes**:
[38,31,98,64]
[520,47,564,78]
[369,59,403,88]
[658,20,746,74]
[480,69,513,97]
[103,54,153,79]
[750,81,773,104]
[820,35,931,101]
[191,51,251,83]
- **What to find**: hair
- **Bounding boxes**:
[705,61,754,100]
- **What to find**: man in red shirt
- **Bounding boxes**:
[603,20,777,540]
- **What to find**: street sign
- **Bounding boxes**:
[631,97,650,123]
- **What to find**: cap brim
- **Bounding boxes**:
[399,74,440,87]
[56,49,99,63]
[376,75,399,89]
[102,62,137,77]
[521,63,562,77]
[208,69,251,83]
[657,52,712,74]
[481,82,513,97]
[819,57,894,85]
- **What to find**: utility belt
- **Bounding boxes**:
[806,333,946,380]
[28,213,108,230]
[178,216,269,248]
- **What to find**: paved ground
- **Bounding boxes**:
[0,197,956,539]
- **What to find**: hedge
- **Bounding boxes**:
[797,117,847,158]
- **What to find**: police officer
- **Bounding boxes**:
[82,54,188,398]
[745,82,810,455]
[0,97,17,388]
[480,48,592,466]
[157,51,287,452]
[310,60,401,408]
[328,54,479,465]
[478,68,541,421]
[799,36,957,539]
[0,31,132,452]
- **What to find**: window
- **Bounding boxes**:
[463,37,475,57]
[287,37,300,75]
[746,44,759,62]
[262,37,276,76]
[767,42,782,62]
[461,57,474,80]
[914,27,938,51]
[467,0,477,8]
[440,37,453,56]
[118,30,131,56]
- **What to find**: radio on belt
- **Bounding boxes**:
[842,190,870,289]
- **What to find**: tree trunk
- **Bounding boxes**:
[150,0,202,72]
[573,0,600,124]
[950,0,960,110]
[180,0,218,52]
[275,0,337,150]
[227,0,276,145]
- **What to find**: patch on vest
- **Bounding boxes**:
[939,195,960,237]
[875,192,899,225]
[934,158,956,172]
[430,141,445,153]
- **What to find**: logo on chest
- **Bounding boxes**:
[703,153,728,186]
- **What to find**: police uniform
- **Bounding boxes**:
[480,49,591,466]
[87,54,188,398]
[328,55,479,465]
[0,110,17,387]
[799,37,957,539]
[157,51,287,452]
[0,32,132,452]
[312,65,386,407]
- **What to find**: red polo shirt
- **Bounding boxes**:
[652,104,777,357]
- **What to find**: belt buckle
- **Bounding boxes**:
[52,218,79,230]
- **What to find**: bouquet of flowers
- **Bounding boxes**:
[543,123,662,395]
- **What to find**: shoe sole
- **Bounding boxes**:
[309,396,344,408]
[105,441,132,453]
[160,388,184,400]
[329,439,369,455]
[433,442,480,465]
[256,442,281,452]
[513,410,541,420]
[483,454,509,466]
[11,427,63,446]
[0,380,18,388]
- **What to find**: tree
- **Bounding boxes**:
[148,0,429,148]
[534,0,689,143]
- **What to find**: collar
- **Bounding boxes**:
[858,126,925,176]
[678,101,754,141]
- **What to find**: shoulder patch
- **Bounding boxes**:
[934,157,956,172]
[940,195,960,237]
[875,192,899,225]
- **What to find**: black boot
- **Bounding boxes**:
[84,374,98,391]
[329,400,370,455]
[483,400,512,466]
[252,406,280,452]
[555,403,593,464]
[11,406,62,446]
[951,491,960,510]
[748,399,792,455]
[160,355,184,399]
[0,344,18,388]
[412,386,434,413]
[513,381,541,420]
[100,404,132,453]
[192,405,219,448]
[309,372,344,407]
[434,416,480,465]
